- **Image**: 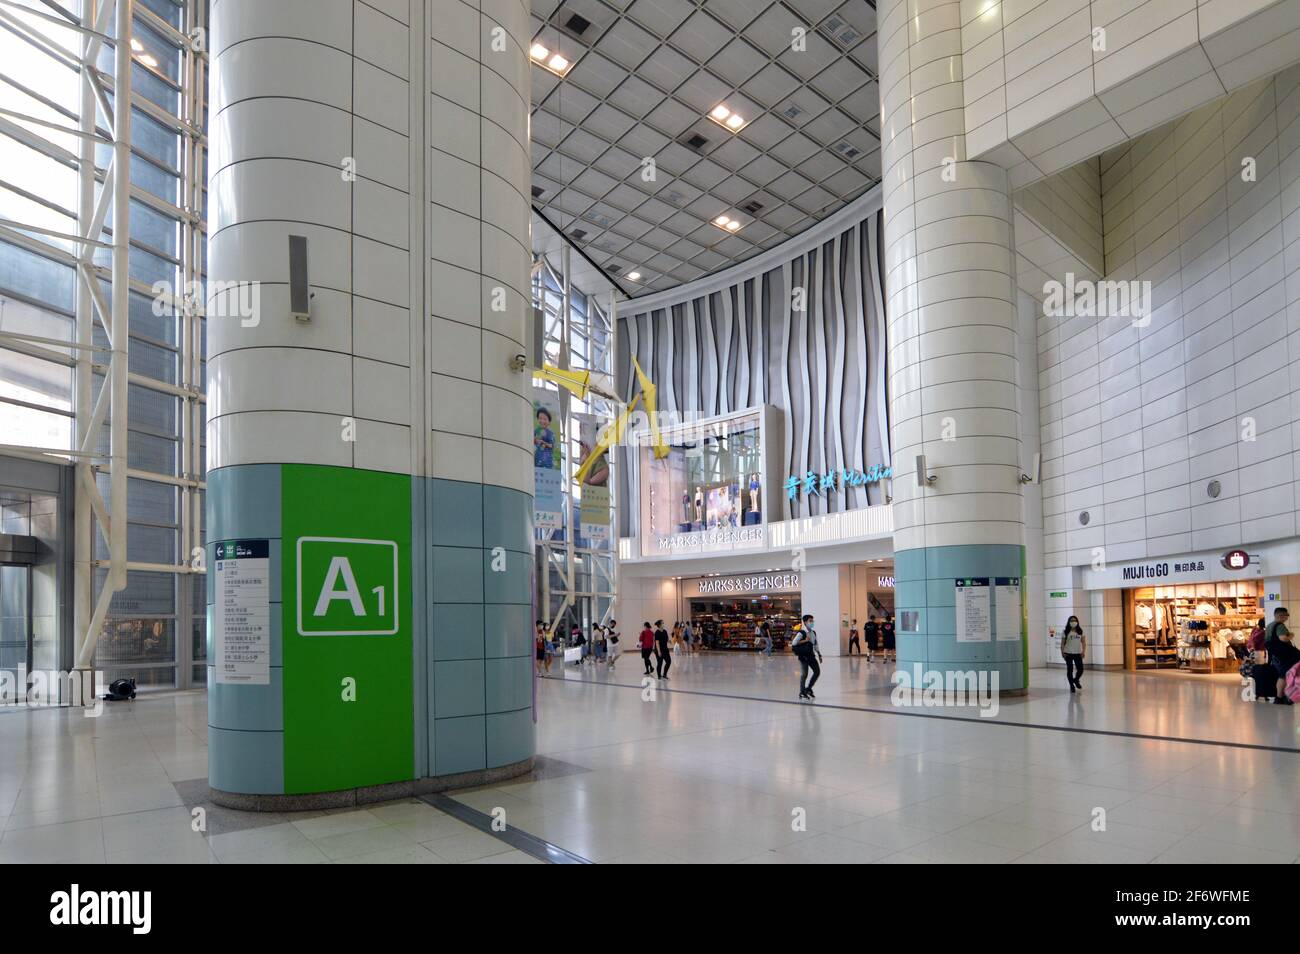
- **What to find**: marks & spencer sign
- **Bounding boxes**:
[686,573,800,597]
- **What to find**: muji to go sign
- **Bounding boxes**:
[296,537,399,636]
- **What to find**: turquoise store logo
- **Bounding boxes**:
[785,466,891,500]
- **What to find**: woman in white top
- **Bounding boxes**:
[1060,616,1086,692]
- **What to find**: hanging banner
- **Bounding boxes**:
[994,576,1021,642]
[533,387,563,531]
[577,415,610,544]
[955,577,991,642]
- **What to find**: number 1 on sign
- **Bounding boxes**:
[372,586,385,616]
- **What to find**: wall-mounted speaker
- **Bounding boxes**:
[289,235,310,321]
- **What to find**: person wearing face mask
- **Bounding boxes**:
[791,614,822,700]
[1060,616,1086,692]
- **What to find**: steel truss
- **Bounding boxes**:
[531,250,619,635]
[0,0,208,683]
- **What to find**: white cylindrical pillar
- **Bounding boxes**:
[879,0,1028,690]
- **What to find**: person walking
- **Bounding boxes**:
[847,619,861,655]
[654,619,672,680]
[682,618,695,654]
[864,615,879,662]
[1060,615,1086,692]
[761,618,774,656]
[535,620,548,676]
[791,614,822,699]
[570,623,587,666]
[607,619,620,669]
[882,615,896,662]
[638,622,655,675]
[1265,607,1298,705]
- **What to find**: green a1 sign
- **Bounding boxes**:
[296,537,399,636]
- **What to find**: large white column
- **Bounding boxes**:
[205,0,534,805]
[878,0,1028,690]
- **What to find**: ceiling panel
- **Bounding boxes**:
[529,0,882,298]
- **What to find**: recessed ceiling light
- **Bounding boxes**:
[714,215,731,227]
[547,53,570,73]
[626,271,641,281]
[725,219,741,231]
[708,103,748,132]
[530,42,549,60]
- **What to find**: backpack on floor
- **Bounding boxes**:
[1286,662,1300,703]
[103,677,136,701]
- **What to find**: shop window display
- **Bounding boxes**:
[641,411,764,553]
[1126,581,1261,672]
[690,596,800,651]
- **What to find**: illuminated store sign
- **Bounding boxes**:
[1221,549,1250,570]
[785,465,891,500]
[687,572,800,596]
[877,575,895,588]
[1082,548,1262,589]
[657,526,763,551]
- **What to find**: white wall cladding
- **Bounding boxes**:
[208,0,416,474]
[1037,66,1300,570]
[207,0,533,490]
[616,209,892,521]
[1013,157,1105,299]
[427,0,534,496]
[960,0,1300,189]
[879,0,1027,555]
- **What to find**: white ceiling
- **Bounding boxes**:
[528,0,881,297]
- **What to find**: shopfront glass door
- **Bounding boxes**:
[0,563,32,675]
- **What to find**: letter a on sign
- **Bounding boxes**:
[315,557,366,617]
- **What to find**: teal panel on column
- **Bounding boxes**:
[206,465,285,794]
[486,709,533,768]
[485,656,531,711]
[432,603,485,660]
[208,725,283,794]
[209,668,284,731]
[483,485,533,553]
[484,603,531,657]
[433,659,485,718]
[425,482,535,782]
[431,479,483,548]
[434,715,486,775]
[207,464,281,539]
[432,546,484,602]
[483,552,531,603]
[895,544,1026,691]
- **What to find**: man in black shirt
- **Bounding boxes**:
[654,619,672,680]
[1266,607,1297,705]
[864,616,880,661]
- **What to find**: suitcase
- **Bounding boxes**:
[1252,667,1276,700]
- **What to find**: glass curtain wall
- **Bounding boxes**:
[531,258,616,629]
[0,0,208,687]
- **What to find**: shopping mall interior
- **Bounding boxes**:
[0,0,1298,870]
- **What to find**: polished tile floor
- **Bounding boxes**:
[0,652,1296,863]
